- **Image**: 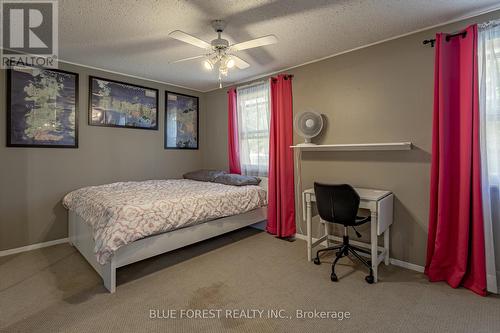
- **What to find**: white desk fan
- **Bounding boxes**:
[293,111,324,146]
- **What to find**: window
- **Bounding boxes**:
[478,21,500,293]
[479,24,500,185]
[237,81,270,176]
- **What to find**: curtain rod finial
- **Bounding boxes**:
[423,39,436,47]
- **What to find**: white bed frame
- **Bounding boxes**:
[68,207,267,293]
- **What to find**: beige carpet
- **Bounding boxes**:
[1,228,499,333]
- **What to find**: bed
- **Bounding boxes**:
[63,178,267,293]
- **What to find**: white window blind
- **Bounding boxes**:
[236,81,271,176]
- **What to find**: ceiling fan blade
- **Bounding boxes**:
[169,55,205,64]
[231,55,250,69]
[168,30,211,49]
[231,35,278,51]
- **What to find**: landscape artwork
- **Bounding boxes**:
[7,67,79,148]
[165,91,199,149]
[89,77,158,130]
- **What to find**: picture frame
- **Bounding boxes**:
[165,91,199,150]
[7,66,79,148]
[89,76,159,130]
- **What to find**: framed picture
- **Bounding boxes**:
[165,91,199,149]
[89,76,158,130]
[7,66,79,148]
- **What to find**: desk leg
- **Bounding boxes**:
[306,200,312,261]
[371,211,378,283]
[384,226,390,266]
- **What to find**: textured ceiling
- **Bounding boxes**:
[59,0,500,91]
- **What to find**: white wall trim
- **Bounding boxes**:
[389,258,425,273]
[6,5,499,93]
[294,233,425,273]
[5,4,497,94]
[208,3,500,92]
[58,60,204,93]
[486,273,499,294]
[0,232,428,274]
[0,47,204,93]
[0,238,69,257]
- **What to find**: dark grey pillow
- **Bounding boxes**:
[213,174,262,186]
[183,169,227,182]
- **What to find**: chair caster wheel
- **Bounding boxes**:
[330,273,338,282]
[365,275,374,284]
[313,257,321,265]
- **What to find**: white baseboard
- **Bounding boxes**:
[486,273,499,294]
[389,258,425,273]
[0,238,69,257]
[0,223,266,257]
[0,232,426,275]
[294,233,425,273]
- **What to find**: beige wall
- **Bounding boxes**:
[3,10,499,261]
[203,10,500,266]
[0,62,205,250]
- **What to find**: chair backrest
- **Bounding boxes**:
[313,183,360,226]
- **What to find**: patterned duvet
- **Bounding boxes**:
[63,179,267,264]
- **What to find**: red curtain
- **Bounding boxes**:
[266,75,296,238]
[425,24,486,296]
[227,88,241,174]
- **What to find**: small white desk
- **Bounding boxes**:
[303,188,394,282]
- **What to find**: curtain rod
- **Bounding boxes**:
[423,30,467,47]
[271,74,294,82]
[227,74,295,92]
[239,74,294,88]
[227,80,267,93]
[479,18,500,29]
[237,80,268,90]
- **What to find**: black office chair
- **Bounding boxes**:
[313,183,374,284]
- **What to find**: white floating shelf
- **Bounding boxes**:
[290,142,412,152]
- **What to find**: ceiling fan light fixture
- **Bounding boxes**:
[203,59,213,70]
[169,19,278,88]
[219,66,228,76]
[225,57,235,69]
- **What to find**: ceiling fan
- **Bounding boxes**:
[169,20,278,88]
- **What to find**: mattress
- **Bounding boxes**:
[63,179,267,264]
